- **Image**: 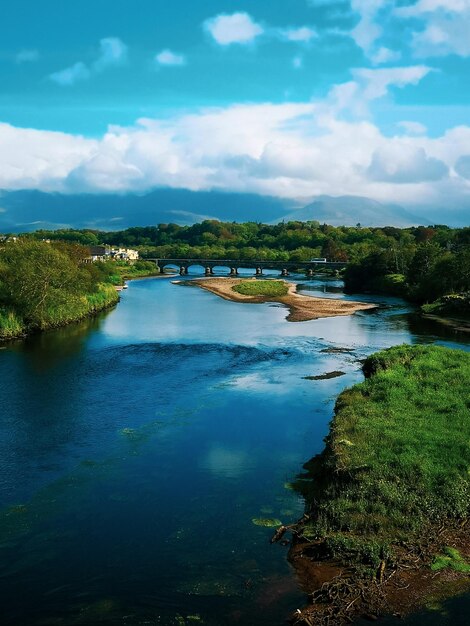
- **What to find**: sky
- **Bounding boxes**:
[1,0,470,218]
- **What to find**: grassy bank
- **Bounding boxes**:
[0,240,123,341]
[232,279,289,297]
[290,344,469,621]
[103,260,160,285]
[0,283,119,341]
[421,292,470,318]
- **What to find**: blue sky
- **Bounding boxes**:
[1,0,470,217]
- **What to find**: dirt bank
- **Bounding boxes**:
[285,520,469,625]
[180,278,376,322]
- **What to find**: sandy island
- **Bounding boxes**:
[177,278,377,322]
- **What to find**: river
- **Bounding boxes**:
[0,272,468,626]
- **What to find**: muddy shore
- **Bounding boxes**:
[284,520,469,625]
[179,278,376,322]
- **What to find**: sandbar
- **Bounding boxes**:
[180,278,377,322]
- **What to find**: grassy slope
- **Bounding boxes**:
[232,280,289,297]
[0,283,118,340]
[296,344,470,568]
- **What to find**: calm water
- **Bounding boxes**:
[0,273,468,626]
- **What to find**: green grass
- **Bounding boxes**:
[232,280,288,297]
[431,547,470,573]
[295,345,470,565]
[37,283,119,329]
[0,308,25,339]
[0,284,119,339]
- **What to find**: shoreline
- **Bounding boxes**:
[0,271,173,343]
[179,278,377,322]
[286,520,469,624]
[0,285,119,343]
[279,345,470,624]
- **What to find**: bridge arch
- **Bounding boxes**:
[149,258,348,276]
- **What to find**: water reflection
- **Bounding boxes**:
[10,310,110,369]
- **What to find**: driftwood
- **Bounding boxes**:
[270,514,311,544]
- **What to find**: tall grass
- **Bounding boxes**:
[39,283,119,329]
[0,308,25,339]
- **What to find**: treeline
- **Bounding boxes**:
[16,220,470,309]
[27,221,468,264]
[344,234,470,308]
[0,239,118,340]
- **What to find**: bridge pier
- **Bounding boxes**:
[281,268,289,277]
[230,267,238,276]
[205,266,214,276]
[255,267,263,276]
[179,266,188,275]
[306,269,314,277]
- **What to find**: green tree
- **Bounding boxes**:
[0,240,86,327]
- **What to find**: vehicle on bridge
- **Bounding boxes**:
[310,258,327,262]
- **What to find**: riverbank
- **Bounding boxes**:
[181,278,376,322]
[0,283,119,342]
[104,260,162,285]
[283,344,470,624]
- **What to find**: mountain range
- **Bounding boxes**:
[0,188,460,232]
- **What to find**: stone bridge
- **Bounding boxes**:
[146,258,347,277]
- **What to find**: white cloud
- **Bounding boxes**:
[412,13,470,57]
[2,69,470,211]
[396,0,470,18]
[322,66,433,118]
[349,0,388,57]
[398,121,428,135]
[370,46,401,65]
[0,123,96,189]
[49,62,91,86]
[367,145,448,183]
[49,37,127,86]
[204,12,264,45]
[454,155,470,179]
[352,66,432,100]
[16,49,39,63]
[293,55,303,69]
[282,26,317,42]
[396,0,470,57]
[155,49,186,66]
[93,37,128,71]
[338,1,401,65]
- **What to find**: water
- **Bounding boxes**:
[0,274,468,626]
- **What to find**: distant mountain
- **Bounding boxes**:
[0,188,463,233]
[0,188,292,233]
[282,195,429,227]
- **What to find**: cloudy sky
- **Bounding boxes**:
[2,0,470,217]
